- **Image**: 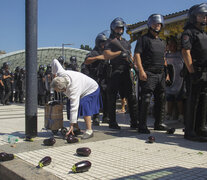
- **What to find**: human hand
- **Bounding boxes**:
[139,70,147,81]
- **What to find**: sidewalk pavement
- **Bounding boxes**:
[0,104,207,180]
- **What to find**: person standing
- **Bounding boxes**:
[165,36,185,122]
[45,64,53,103]
[2,62,12,105]
[67,56,79,71]
[181,3,207,141]
[84,32,109,126]
[14,66,20,103]
[0,69,4,104]
[104,17,138,130]
[18,67,26,103]
[37,65,46,106]
[134,14,169,134]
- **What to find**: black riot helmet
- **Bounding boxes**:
[3,62,9,69]
[147,14,164,33]
[47,64,51,69]
[110,17,126,36]
[70,56,77,63]
[58,56,64,65]
[39,64,44,70]
[20,67,25,74]
[15,66,20,72]
[188,3,207,26]
[95,32,108,49]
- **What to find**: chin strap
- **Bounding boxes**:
[149,27,161,34]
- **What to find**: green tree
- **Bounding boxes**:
[80,44,92,51]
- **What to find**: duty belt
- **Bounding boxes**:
[194,66,207,81]
[145,68,164,74]
[194,66,207,72]
[201,72,207,81]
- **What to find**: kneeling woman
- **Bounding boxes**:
[51,59,102,139]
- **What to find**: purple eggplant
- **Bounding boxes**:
[76,147,91,157]
[71,160,91,173]
[38,156,52,168]
[43,137,56,146]
[66,134,80,143]
[0,152,15,161]
[148,136,155,143]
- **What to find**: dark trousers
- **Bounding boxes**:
[185,72,207,136]
[107,68,138,125]
[139,71,166,128]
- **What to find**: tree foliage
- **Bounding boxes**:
[80,44,92,51]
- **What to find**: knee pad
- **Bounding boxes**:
[142,93,151,103]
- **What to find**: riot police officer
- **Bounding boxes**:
[104,17,138,129]
[0,68,4,104]
[9,72,14,103]
[134,14,169,134]
[84,32,109,126]
[181,3,207,141]
[66,56,78,71]
[45,64,53,103]
[2,62,12,105]
[18,67,25,103]
[38,65,46,106]
[14,66,20,102]
[57,56,64,66]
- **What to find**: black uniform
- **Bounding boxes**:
[135,31,167,133]
[105,36,138,128]
[14,68,20,102]
[19,68,25,103]
[45,66,53,103]
[0,71,4,104]
[9,72,14,103]
[38,66,46,106]
[85,47,109,124]
[2,69,12,105]
[181,23,207,139]
[66,63,78,71]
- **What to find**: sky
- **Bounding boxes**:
[0,0,206,54]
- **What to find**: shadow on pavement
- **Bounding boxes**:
[115,166,207,180]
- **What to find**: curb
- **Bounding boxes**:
[0,156,61,180]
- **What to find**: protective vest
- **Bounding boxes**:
[189,27,207,66]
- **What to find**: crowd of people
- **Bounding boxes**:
[0,63,25,105]
[1,3,207,142]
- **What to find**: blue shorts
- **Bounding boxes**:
[67,87,102,119]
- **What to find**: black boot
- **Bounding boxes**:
[184,85,200,141]
[154,92,167,131]
[127,95,138,129]
[195,91,207,137]
[108,92,120,130]
[92,113,100,126]
[102,114,110,124]
[138,94,151,134]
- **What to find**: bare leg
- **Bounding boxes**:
[84,116,92,130]
[177,100,184,115]
[121,98,126,112]
[82,116,93,139]
[167,101,173,116]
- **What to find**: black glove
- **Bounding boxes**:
[166,80,172,87]
[120,51,128,58]
[120,50,130,58]
[189,72,200,84]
